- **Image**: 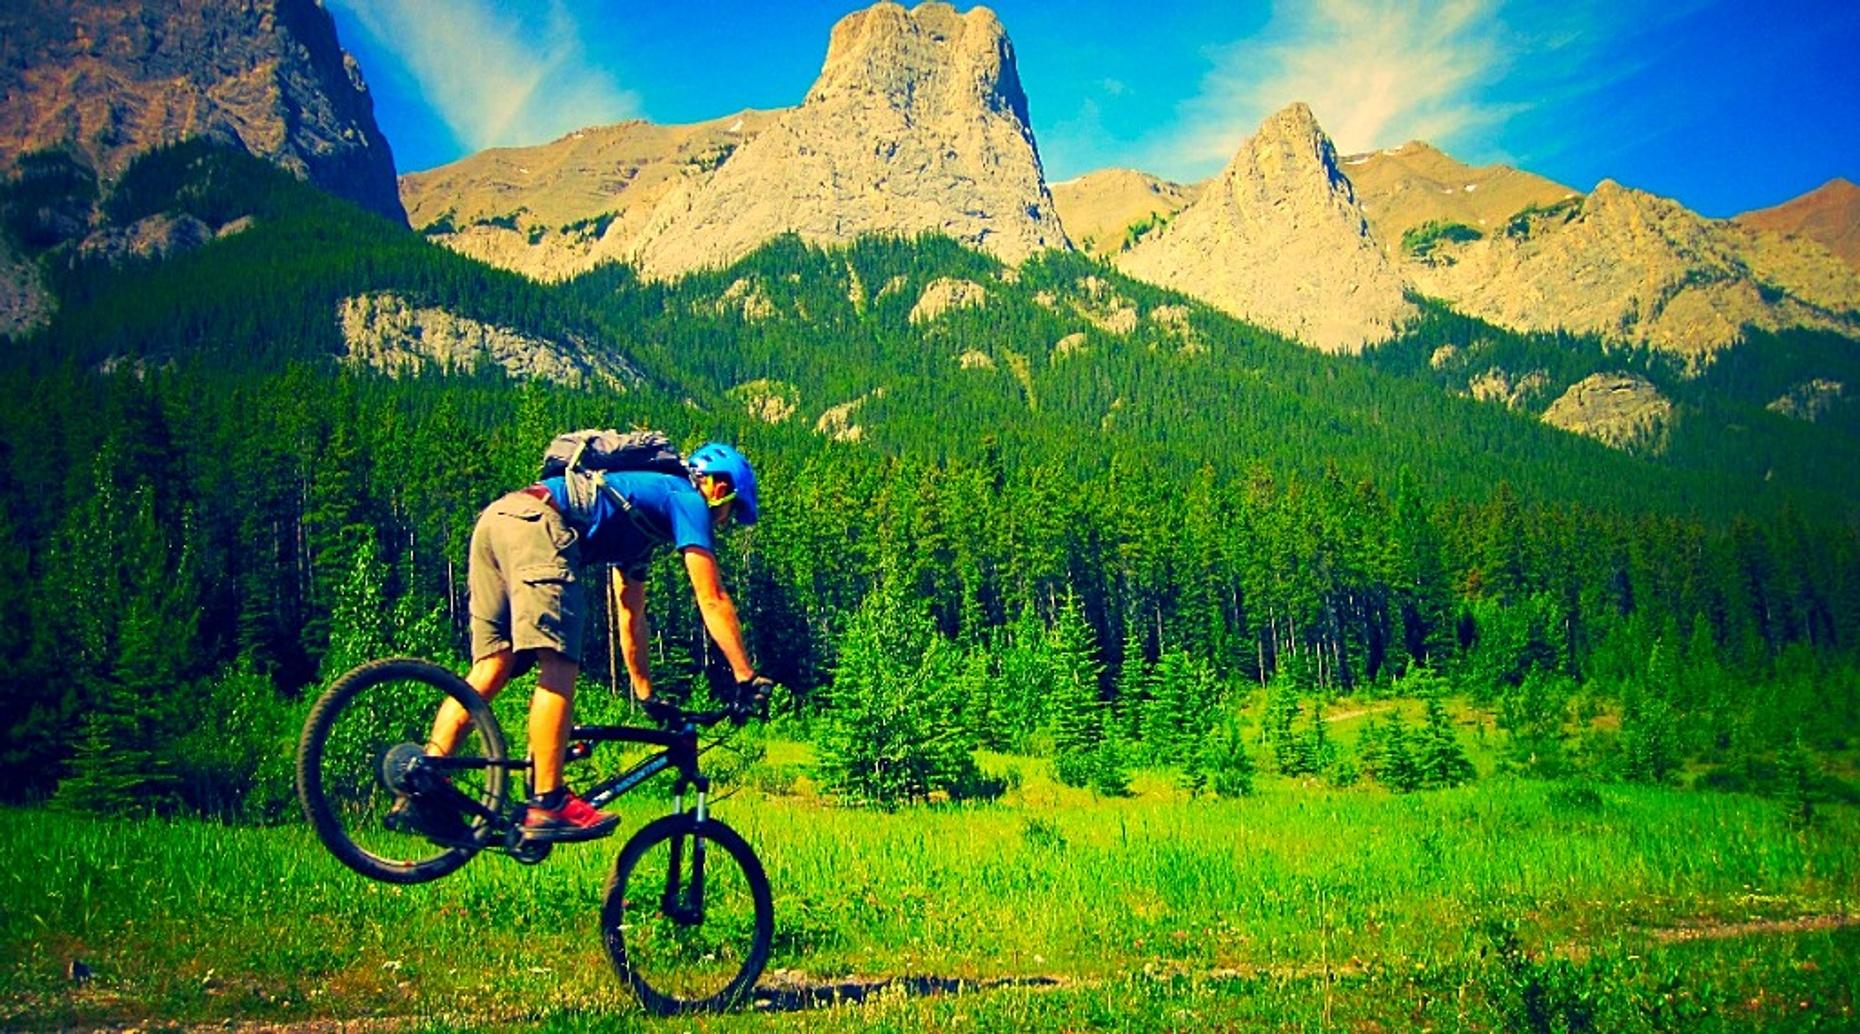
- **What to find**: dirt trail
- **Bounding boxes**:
[1643,912,1857,944]
[56,915,1858,1031]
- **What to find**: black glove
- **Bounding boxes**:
[638,695,680,726]
[735,675,775,715]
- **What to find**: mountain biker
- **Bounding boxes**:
[422,441,773,842]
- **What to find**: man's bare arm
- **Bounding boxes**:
[613,568,654,699]
[682,547,756,682]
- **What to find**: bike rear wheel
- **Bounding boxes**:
[296,657,508,884]
[602,814,773,1015]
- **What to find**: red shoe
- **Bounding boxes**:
[523,789,620,843]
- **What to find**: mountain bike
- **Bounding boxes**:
[295,657,774,1015]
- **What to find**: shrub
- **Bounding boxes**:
[1400,220,1483,260]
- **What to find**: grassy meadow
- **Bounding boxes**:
[4,725,1856,1032]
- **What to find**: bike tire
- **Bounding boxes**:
[296,657,508,884]
[601,814,774,1015]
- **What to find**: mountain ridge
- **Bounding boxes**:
[1736,178,1860,273]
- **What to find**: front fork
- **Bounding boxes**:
[663,776,711,925]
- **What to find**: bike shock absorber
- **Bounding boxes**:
[565,741,593,764]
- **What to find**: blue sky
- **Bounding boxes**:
[328,0,1858,218]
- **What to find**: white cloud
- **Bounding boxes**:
[1150,0,1516,177]
[331,0,639,154]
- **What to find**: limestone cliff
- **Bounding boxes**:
[1116,103,1414,354]
[629,2,1068,279]
[0,0,404,223]
[336,293,639,390]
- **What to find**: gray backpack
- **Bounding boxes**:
[539,429,689,523]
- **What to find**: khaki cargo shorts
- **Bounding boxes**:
[467,490,585,662]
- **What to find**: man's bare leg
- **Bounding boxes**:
[427,650,517,755]
[529,649,579,796]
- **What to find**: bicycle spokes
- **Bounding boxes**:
[307,665,502,870]
[609,824,767,1010]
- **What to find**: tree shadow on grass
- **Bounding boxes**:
[751,973,1062,1012]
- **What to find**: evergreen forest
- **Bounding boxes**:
[4,141,1858,818]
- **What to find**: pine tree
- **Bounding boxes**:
[1144,648,1216,767]
[1049,596,1107,788]
[1198,707,1256,798]
[1378,711,1424,793]
[816,584,979,804]
[54,488,198,813]
[1418,693,1476,789]
[1088,718,1133,797]
[1265,677,1306,775]
[1777,733,1818,828]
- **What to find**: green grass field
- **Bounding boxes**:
[4,738,1856,1032]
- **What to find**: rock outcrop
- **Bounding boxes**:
[815,388,886,443]
[1116,103,1415,353]
[1408,180,1860,360]
[1050,168,1199,258]
[710,277,778,321]
[628,2,1068,279]
[399,111,783,281]
[908,277,987,323]
[1736,178,1860,273]
[1768,379,1845,422]
[1465,367,1550,411]
[729,379,801,424]
[78,212,214,264]
[1541,372,1672,452]
[1342,141,1575,255]
[0,0,404,223]
[336,293,637,389]
[0,235,51,339]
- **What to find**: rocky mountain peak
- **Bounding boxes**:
[1248,102,1349,191]
[1114,102,1414,353]
[809,2,1029,127]
[0,0,404,223]
[627,1,1066,280]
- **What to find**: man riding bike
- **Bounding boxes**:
[419,441,773,842]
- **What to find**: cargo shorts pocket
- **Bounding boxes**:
[512,562,582,655]
[516,562,575,587]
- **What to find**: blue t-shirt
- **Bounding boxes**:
[539,471,715,574]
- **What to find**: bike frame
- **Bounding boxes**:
[414,712,727,841]
[570,720,711,816]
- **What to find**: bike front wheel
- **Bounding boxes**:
[601,814,774,1015]
[296,657,508,884]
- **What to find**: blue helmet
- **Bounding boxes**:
[687,442,759,525]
